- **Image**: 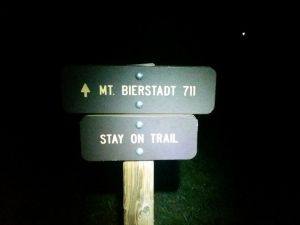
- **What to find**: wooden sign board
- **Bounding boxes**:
[80,115,198,161]
[62,65,216,114]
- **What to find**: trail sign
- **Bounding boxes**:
[80,115,198,161]
[62,65,216,114]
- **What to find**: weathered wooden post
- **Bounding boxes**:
[123,161,154,225]
[62,64,216,225]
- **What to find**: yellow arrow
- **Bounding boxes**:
[81,83,90,98]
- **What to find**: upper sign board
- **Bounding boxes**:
[62,65,216,114]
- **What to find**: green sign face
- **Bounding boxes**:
[62,65,216,114]
[80,115,198,161]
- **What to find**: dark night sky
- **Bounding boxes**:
[0,5,297,225]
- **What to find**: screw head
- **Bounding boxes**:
[136,121,143,129]
[135,101,143,109]
[136,72,144,80]
[136,148,144,155]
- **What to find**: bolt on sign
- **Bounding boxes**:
[80,115,198,161]
[62,65,216,114]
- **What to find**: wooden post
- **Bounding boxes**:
[123,161,154,225]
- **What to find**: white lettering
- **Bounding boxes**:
[118,134,124,143]
[100,134,107,144]
[164,86,170,96]
[130,133,144,144]
[122,85,128,95]
[121,85,177,96]
[156,86,163,96]
[183,85,196,96]
[157,133,162,143]
[145,85,151,96]
[163,134,169,143]
[99,85,113,95]
[138,85,144,95]
[152,85,157,95]
[131,85,137,96]
[99,134,124,144]
[150,133,179,144]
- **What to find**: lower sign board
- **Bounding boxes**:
[80,115,198,161]
[62,65,216,114]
